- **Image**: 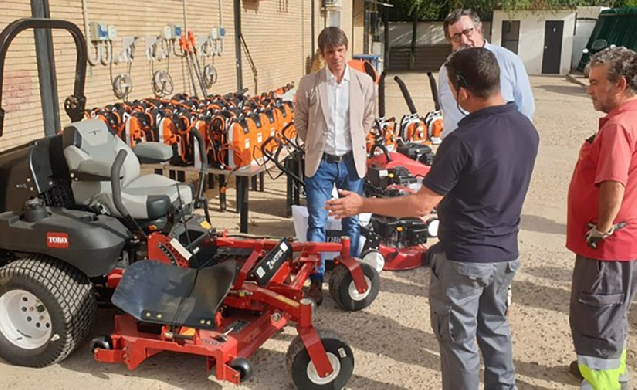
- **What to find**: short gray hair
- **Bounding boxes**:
[590,46,637,94]
[443,9,482,38]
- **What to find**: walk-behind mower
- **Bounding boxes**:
[392,73,444,146]
[0,18,380,389]
[366,71,435,180]
[259,118,439,272]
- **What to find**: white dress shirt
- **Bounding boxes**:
[324,65,351,156]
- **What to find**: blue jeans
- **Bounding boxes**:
[305,155,363,282]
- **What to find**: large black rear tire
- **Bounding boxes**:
[0,255,97,367]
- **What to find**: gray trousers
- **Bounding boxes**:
[569,255,637,389]
[429,250,519,390]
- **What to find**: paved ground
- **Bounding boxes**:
[1,73,621,390]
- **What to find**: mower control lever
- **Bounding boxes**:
[111,150,129,218]
[214,326,236,342]
[190,127,211,224]
[111,149,148,239]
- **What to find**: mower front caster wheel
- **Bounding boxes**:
[229,357,252,382]
[328,263,379,312]
[286,329,354,390]
[91,336,113,352]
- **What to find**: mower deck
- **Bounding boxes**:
[378,244,429,271]
[93,234,372,385]
[95,288,327,385]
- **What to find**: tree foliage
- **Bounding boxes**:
[387,0,635,21]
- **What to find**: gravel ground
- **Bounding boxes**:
[0,73,621,390]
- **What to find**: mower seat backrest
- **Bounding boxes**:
[63,119,141,187]
[62,119,193,220]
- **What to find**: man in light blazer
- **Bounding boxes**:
[295,27,376,305]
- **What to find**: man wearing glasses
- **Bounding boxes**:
[438,9,535,139]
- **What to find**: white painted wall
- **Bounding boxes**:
[571,20,597,70]
[570,6,608,71]
[491,10,576,75]
[575,6,609,20]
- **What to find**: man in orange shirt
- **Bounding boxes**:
[567,47,637,389]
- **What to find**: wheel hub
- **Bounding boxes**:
[348,276,372,301]
[361,251,385,273]
[307,352,341,385]
[0,289,52,349]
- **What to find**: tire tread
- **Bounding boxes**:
[0,255,96,367]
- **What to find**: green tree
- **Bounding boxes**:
[389,0,631,21]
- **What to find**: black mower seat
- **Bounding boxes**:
[111,260,236,329]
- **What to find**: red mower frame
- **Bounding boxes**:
[94,235,373,386]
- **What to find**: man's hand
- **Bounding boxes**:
[585,222,626,249]
[325,190,364,220]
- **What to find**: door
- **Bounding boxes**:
[542,20,564,74]
[501,20,520,54]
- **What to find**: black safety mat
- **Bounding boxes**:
[112,260,236,329]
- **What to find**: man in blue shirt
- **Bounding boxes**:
[325,47,539,390]
[439,8,535,139]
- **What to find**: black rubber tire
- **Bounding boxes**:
[328,263,380,312]
[229,357,252,382]
[286,329,354,390]
[0,255,97,367]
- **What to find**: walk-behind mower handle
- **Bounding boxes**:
[394,76,418,115]
[369,142,392,163]
[189,127,211,223]
[260,134,305,188]
[426,72,441,111]
[379,71,387,119]
[260,134,282,160]
[279,122,303,153]
[0,18,88,137]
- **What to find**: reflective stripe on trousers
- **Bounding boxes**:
[578,350,627,390]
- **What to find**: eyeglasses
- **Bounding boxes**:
[450,28,475,42]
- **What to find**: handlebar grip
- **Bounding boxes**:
[394,76,418,115]
[427,72,441,111]
[379,71,386,118]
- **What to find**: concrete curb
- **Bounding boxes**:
[566,73,587,87]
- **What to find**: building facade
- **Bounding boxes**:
[0,0,356,150]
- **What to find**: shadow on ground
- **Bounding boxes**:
[521,214,566,235]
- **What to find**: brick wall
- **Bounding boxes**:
[0,0,356,151]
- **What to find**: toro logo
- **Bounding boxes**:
[47,233,69,249]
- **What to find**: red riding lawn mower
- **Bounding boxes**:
[0,18,381,389]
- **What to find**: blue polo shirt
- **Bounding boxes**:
[422,102,539,263]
